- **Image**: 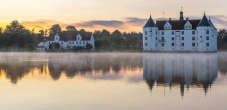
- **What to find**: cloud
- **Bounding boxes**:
[210,15,227,29]
[20,20,62,30]
[17,15,227,33]
[125,17,147,26]
[74,20,124,28]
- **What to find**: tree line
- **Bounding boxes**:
[0,20,227,51]
[0,20,143,51]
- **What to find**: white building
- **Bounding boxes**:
[37,31,95,51]
[143,11,217,52]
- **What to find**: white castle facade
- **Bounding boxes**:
[143,11,217,52]
[37,31,95,51]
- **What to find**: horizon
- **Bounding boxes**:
[0,0,227,33]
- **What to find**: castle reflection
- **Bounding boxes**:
[143,54,218,96]
[0,53,227,96]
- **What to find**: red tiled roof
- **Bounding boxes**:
[156,20,201,30]
[42,40,47,42]
[47,31,92,41]
[37,46,45,48]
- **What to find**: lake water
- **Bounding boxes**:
[0,52,227,110]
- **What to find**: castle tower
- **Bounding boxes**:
[180,8,184,20]
[143,15,158,51]
[197,13,217,51]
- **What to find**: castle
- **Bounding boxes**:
[143,10,217,52]
[37,31,95,51]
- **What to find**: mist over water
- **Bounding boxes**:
[0,52,227,110]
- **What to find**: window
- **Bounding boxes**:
[72,42,74,44]
[156,37,157,40]
[156,31,157,35]
[61,42,63,44]
[192,31,195,34]
[181,37,184,40]
[172,31,174,35]
[192,37,195,40]
[186,26,187,29]
[189,26,191,28]
[145,31,147,35]
[206,36,209,40]
[206,43,209,47]
[162,31,164,35]
[206,30,209,34]
[172,43,174,46]
[182,43,184,46]
[181,31,184,35]
[69,42,71,44]
[156,43,157,46]
[192,43,195,46]
[161,37,164,40]
[49,42,50,44]
[83,42,85,44]
[79,42,81,44]
[172,37,174,40]
[145,37,147,40]
[162,43,164,46]
[145,43,147,46]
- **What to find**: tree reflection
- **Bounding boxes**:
[0,52,225,98]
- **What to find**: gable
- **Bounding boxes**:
[156,20,201,30]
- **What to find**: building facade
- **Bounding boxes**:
[143,11,217,52]
[37,31,95,51]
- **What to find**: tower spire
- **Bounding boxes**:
[180,7,184,20]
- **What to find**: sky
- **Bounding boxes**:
[0,0,227,33]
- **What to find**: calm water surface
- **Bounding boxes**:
[0,53,227,110]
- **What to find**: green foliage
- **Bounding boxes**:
[66,25,77,32]
[49,44,53,50]
[86,44,93,50]
[25,43,35,51]
[79,29,86,33]
[218,29,227,50]
[49,24,61,33]
[111,30,122,37]
[54,43,60,50]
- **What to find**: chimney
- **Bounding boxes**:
[169,18,171,21]
[186,17,189,20]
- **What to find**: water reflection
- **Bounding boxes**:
[143,54,217,96]
[0,53,227,95]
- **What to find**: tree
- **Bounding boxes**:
[79,29,86,33]
[49,44,53,50]
[4,20,28,34]
[111,30,122,37]
[93,30,101,38]
[66,25,77,31]
[25,43,35,51]
[49,24,61,33]
[86,44,93,50]
[54,43,60,50]
[44,29,48,37]
[39,29,44,35]
[100,29,110,38]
